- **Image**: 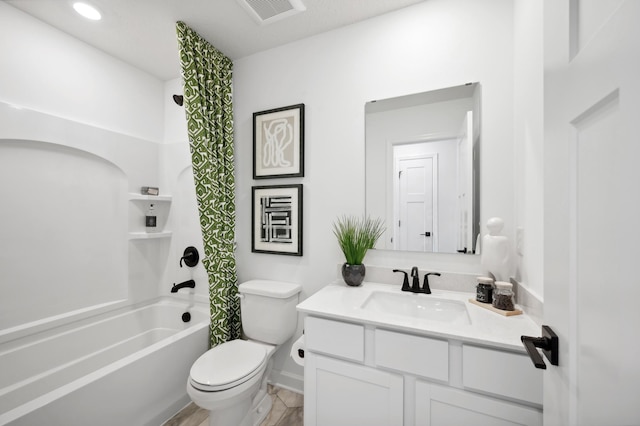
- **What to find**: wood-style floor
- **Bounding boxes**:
[163,385,303,426]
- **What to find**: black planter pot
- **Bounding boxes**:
[341,263,366,287]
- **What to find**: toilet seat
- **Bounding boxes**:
[189,339,268,392]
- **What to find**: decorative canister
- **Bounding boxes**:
[475,276,494,303]
[492,281,515,311]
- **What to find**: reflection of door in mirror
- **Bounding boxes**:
[394,150,436,252]
[391,137,458,253]
[365,82,481,254]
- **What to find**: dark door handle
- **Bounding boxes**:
[521,325,559,369]
[419,232,431,237]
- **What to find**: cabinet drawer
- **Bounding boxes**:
[374,329,448,382]
[304,316,364,362]
[462,344,542,406]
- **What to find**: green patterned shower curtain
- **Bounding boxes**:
[176,21,241,347]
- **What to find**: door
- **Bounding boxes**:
[395,155,436,252]
[544,1,640,425]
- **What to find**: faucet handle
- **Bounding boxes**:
[422,272,441,294]
[180,246,200,268]
[393,269,410,292]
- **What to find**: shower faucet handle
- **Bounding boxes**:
[180,246,200,268]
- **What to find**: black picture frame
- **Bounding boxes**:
[253,104,305,179]
[251,184,303,256]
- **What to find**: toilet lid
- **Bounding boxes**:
[190,339,267,391]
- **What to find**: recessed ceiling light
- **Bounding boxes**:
[73,2,102,21]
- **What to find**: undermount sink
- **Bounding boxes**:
[361,291,471,325]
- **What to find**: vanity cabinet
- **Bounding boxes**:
[303,316,542,426]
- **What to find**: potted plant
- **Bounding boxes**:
[333,215,385,286]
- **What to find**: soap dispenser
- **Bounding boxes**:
[145,203,157,232]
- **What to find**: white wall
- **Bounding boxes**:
[513,0,544,299]
[0,3,164,143]
[0,3,200,334]
[233,0,516,389]
[0,103,165,332]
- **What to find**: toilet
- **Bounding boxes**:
[187,280,302,426]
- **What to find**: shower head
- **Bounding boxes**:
[172,94,184,106]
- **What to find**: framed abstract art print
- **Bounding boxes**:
[251,184,303,256]
[253,104,305,179]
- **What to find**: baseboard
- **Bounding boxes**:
[268,369,304,394]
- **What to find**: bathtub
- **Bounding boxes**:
[0,298,209,426]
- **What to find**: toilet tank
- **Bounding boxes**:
[239,280,302,345]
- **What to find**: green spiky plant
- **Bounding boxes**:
[333,215,385,265]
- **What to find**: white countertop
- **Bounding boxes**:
[297,281,541,352]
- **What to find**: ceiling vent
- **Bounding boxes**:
[236,0,306,25]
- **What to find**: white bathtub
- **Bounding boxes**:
[0,298,209,426]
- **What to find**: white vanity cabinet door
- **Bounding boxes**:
[304,352,404,426]
[415,382,542,426]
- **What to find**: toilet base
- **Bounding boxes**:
[205,382,273,426]
[207,397,251,426]
[250,387,273,426]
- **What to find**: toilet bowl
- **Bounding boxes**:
[186,280,301,426]
[187,340,276,426]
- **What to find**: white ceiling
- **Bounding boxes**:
[5,0,426,81]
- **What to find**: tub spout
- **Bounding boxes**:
[171,279,195,293]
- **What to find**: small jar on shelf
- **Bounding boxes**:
[492,281,515,311]
[475,276,494,303]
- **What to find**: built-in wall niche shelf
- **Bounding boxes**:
[128,193,173,202]
[128,192,172,238]
[128,231,173,240]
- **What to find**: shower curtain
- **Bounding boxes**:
[176,21,241,347]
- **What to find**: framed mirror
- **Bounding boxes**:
[365,83,480,254]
